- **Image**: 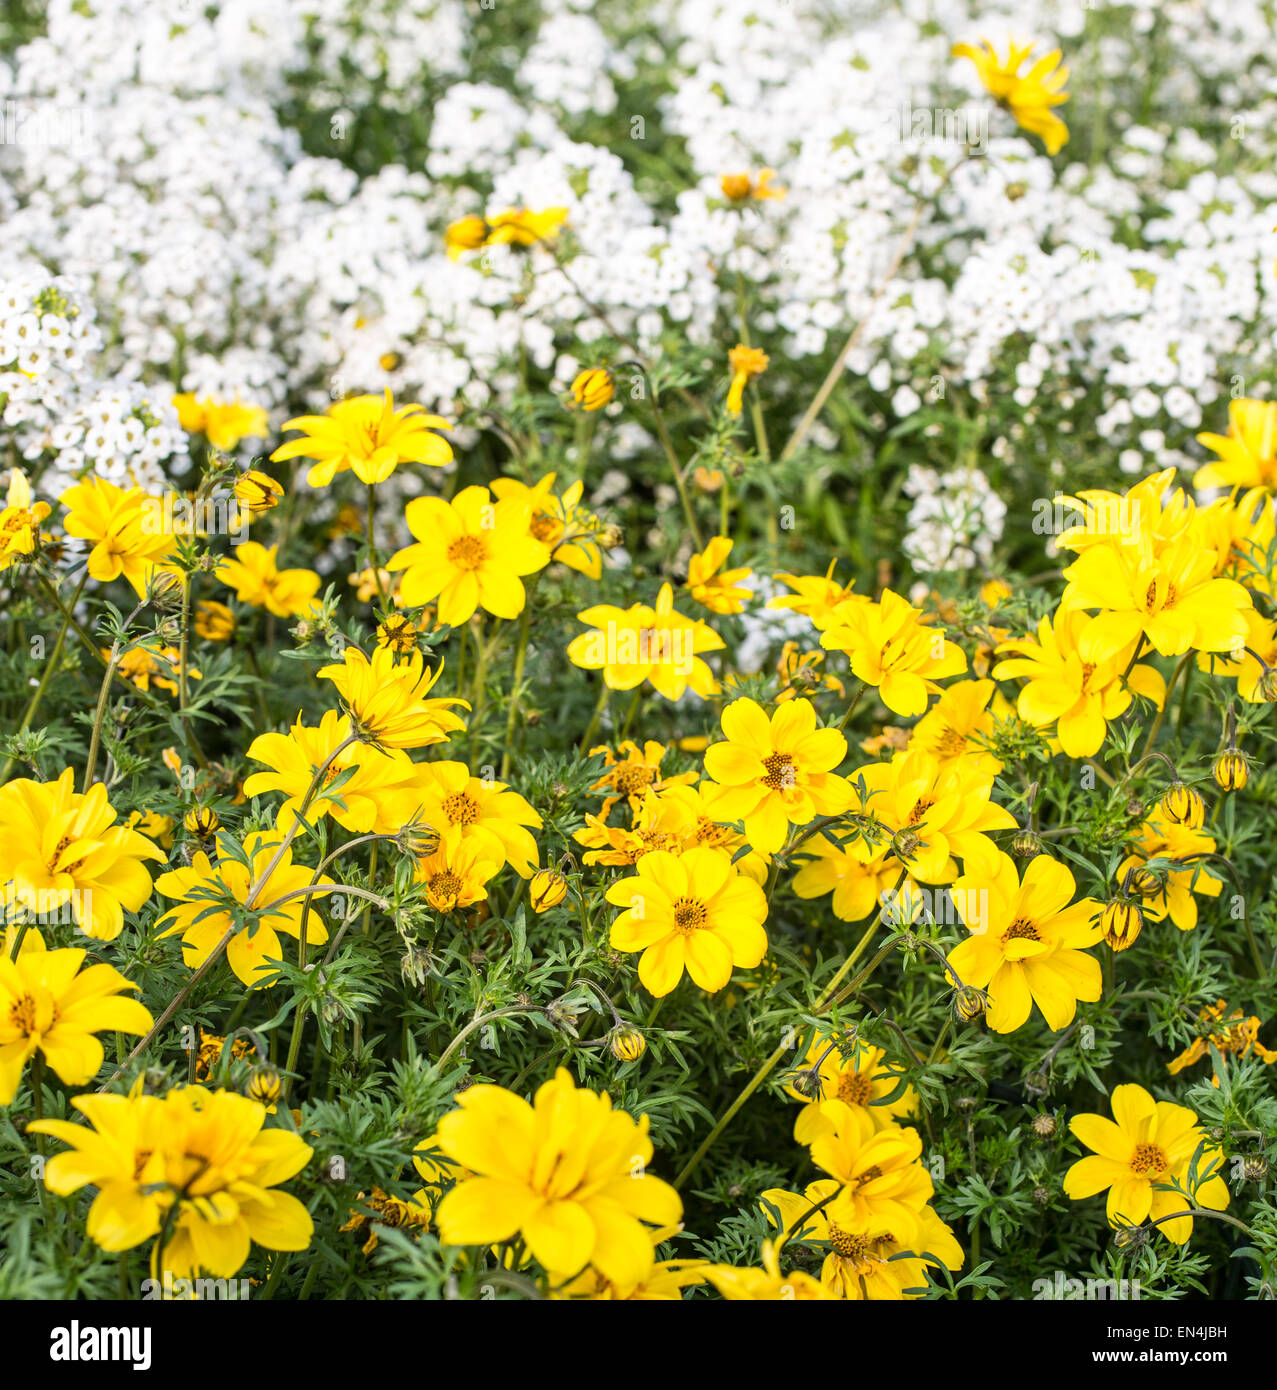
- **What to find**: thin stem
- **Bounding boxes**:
[436,1005,540,1073]
[82,641,122,792]
[649,390,704,549]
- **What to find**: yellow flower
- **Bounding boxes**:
[1167,1001,1277,1078]
[587,739,698,819]
[489,472,607,580]
[851,748,1015,883]
[1115,816,1222,931]
[820,588,967,717]
[183,806,221,840]
[32,1086,314,1277]
[233,469,284,516]
[948,852,1103,1033]
[1200,607,1277,702]
[1160,781,1205,829]
[271,389,453,487]
[386,484,551,626]
[555,1224,705,1300]
[702,1238,836,1300]
[608,1024,647,1063]
[243,710,424,834]
[216,541,320,619]
[908,677,1006,773]
[792,834,903,923]
[0,928,151,1103]
[529,869,568,912]
[173,393,269,450]
[1213,750,1249,791]
[725,343,768,416]
[155,831,333,989]
[720,168,786,202]
[376,612,420,655]
[481,206,568,251]
[410,760,542,877]
[567,583,725,700]
[444,214,489,258]
[761,1181,962,1300]
[192,1027,255,1083]
[775,642,845,702]
[808,1107,935,1245]
[1063,1084,1229,1243]
[767,561,862,630]
[194,599,235,642]
[953,37,1069,155]
[414,826,502,912]
[111,642,198,697]
[994,609,1165,757]
[1195,398,1277,491]
[126,809,175,849]
[340,1187,431,1255]
[1100,899,1143,953]
[348,565,401,605]
[317,645,468,750]
[0,768,165,940]
[702,696,852,854]
[687,536,752,615]
[569,368,615,411]
[606,846,768,996]
[60,477,177,597]
[433,1068,682,1287]
[0,468,51,571]
[783,1036,916,1143]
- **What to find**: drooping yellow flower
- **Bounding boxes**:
[0,468,51,571]
[32,1086,314,1277]
[567,583,725,700]
[702,1238,836,1300]
[413,825,502,913]
[529,869,568,913]
[386,484,551,627]
[125,809,176,849]
[760,1181,962,1300]
[808,1106,935,1245]
[766,561,863,630]
[340,1187,432,1255]
[605,846,768,996]
[0,769,165,940]
[791,834,904,923]
[1115,816,1222,931]
[953,37,1069,155]
[820,588,967,717]
[1167,1001,1277,1079]
[271,389,453,487]
[433,1068,682,1287]
[233,469,284,516]
[194,599,235,642]
[317,645,468,750]
[0,928,152,1104]
[569,368,615,412]
[173,393,269,451]
[687,536,752,615]
[702,696,852,854]
[410,760,542,877]
[1195,398,1277,491]
[994,609,1165,757]
[243,710,424,834]
[155,831,334,989]
[851,748,1014,883]
[216,541,320,619]
[720,168,786,202]
[489,472,608,580]
[948,852,1103,1033]
[783,1036,916,1143]
[60,477,177,596]
[1063,1084,1229,1243]
[725,344,768,416]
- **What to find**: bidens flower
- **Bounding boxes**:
[953,37,1070,154]
[606,846,768,997]
[0,468,51,570]
[445,206,568,259]
[702,697,852,855]
[1195,399,1277,491]
[1063,1084,1229,1243]
[60,477,176,597]
[433,1069,681,1288]
[33,1086,314,1278]
[720,168,786,202]
[569,368,615,411]
[0,928,152,1104]
[386,485,551,626]
[216,542,320,619]
[272,389,453,487]
[725,344,768,416]
[687,536,752,615]
[173,393,269,451]
[318,645,468,750]
[233,469,284,516]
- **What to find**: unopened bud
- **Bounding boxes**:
[1213,750,1248,792]
[1101,899,1143,952]
[608,1025,647,1063]
[1160,781,1204,829]
[529,868,568,913]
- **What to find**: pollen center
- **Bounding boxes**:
[761,752,797,792]
[836,1071,874,1106]
[9,992,39,1035]
[672,897,708,932]
[829,1225,875,1262]
[1002,917,1040,942]
[429,871,463,900]
[615,765,656,795]
[1130,1142,1169,1175]
[907,797,935,825]
[447,535,488,570]
[443,792,480,826]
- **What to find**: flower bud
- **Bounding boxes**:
[1243,1154,1269,1183]
[570,367,615,412]
[183,805,221,839]
[1101,900,1143,952]
[1160,781,1204,828]
[788,1066,824,1099]
[1011,828,1042,858]
[1213,750,1248,792]
[1031,1113,1057,1139]
[234,469,284,516]
[246,1066,282,1109]
[608,1024,647,1063]
[953,985,987,1022]
[1256,666,1277,702]
[529,868,568,913]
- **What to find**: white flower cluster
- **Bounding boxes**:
[902,464,1006,574]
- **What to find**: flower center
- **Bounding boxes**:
[447,535,488,570]
[829,1225,876,1262]
[907,797,935,825]
[9,992,39,1035]
[672,897,708,933]
[1129,1142,1169,1176]
[761,751,797,792]
[1002,917,1040,942]
[615,765,656,795]
[853,1164,884,1189]
[429,871,463,900]
[443,792,480,826]
[836,1071,874,1106]
[529,513,562,544]
[935,727,967,756]
[1144,580,1177,613]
